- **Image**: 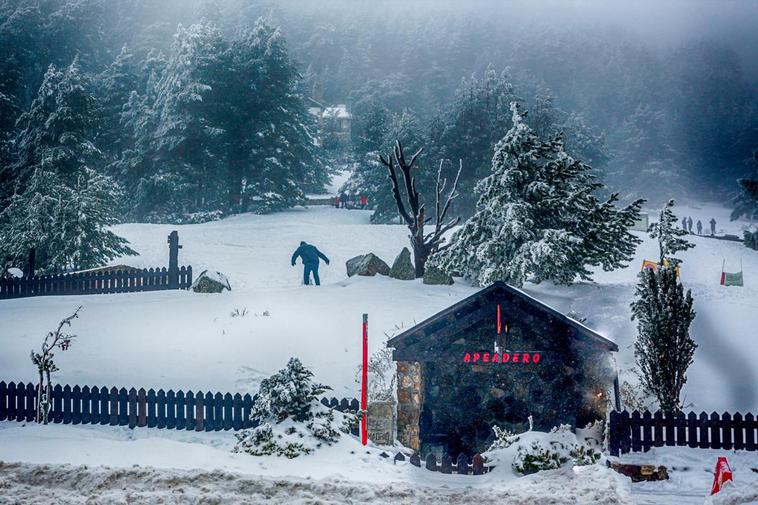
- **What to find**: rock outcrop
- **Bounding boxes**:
[346,254,390,277]
[389,248,415,280]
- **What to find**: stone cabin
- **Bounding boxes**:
[387,281,619,457]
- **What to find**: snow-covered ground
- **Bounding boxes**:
[1,202,756,411]
[0,422,635,504]
[618,446,758,505]
[1,201,757,503]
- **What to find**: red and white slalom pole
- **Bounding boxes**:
[361,313,369,446]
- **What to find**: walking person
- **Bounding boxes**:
[696,220,703,235]
[710,218,716,236]
[291,241,330,286]
[682,216,687,231]
[339,192,348,209]
[687,216,693,234]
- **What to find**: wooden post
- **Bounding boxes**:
[361,313,368,446]
[167,231,182,289]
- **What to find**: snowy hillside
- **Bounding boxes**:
[0,203,756,414]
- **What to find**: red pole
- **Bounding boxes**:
[361,313,368,446]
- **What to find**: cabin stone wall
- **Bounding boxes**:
[396,361,423,451]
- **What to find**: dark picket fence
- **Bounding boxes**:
[609,410,758,456]
[393,452,490,474]
[0,381,358,433]
[0,231,192,300]
[0,266,192,300]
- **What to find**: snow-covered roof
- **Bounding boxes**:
[387,281,618,353]
[322,104,351,119]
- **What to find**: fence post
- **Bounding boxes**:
[609,411,621,456]
[167,231,182,289]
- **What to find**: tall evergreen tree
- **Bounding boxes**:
[632,202,697,412]
[6,59,100,192]
[96,45,139,160]
[0,58,134,273]
[149,22,227,216]
[234,19,327,213]
[431,102,644,287]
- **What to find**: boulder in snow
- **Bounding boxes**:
[389,248,415,280]
[422,266,453,285]
[191,270,231,293]
[346,254,390,277]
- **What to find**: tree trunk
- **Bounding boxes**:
[44,369,51,425]
[36,370,43,423]
[412,240,429,278]
[227,158,243,211]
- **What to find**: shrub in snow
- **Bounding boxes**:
[234,358,355,458]
[355,341,396,403]
[484,424,600,476]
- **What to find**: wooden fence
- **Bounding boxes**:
[0,381,357,432]
[0,267,192,300]
[396,452,490,474]
[0,380,494,474]
[609,410,758,456]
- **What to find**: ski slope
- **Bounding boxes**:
[0,203,756,413]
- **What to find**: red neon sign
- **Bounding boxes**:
[463,352,541,364]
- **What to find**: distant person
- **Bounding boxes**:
[687,216,693,234]
[696,220,702,235]
[360,194,368,209]
[339,192,348,209]
[291,241,330,286]
[682,217,687,231]
[710,218,716,236]
[334,195,340,208]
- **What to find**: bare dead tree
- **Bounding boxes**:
[30,306,81,424]
[379,140,461,277]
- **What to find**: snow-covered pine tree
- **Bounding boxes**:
[96,45,139,160]
[8,58,99,191]
[631,199,696,413]
[648,199,695,265]
[251,357,329,423]
[0,58,135,273]
[431,102,644,287]
[0,167,135,274]
[237,19,328,213]
[631,265,696,413]
[234,358,355,458]
[149,22,228,216]
[730,151,758,221]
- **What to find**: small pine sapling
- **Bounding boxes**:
[30,307,82,423]
[648,199,695,265]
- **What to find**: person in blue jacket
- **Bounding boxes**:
[291,241,330,286]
